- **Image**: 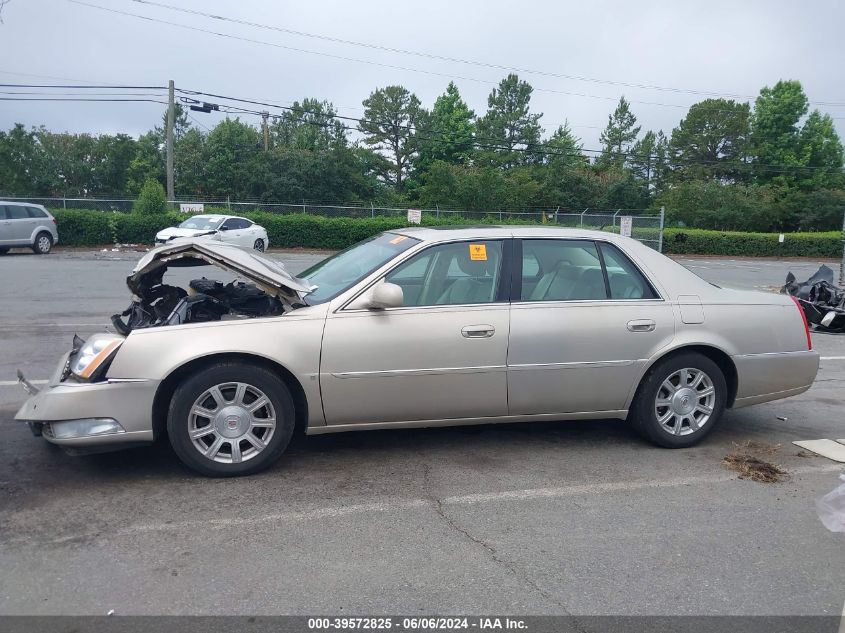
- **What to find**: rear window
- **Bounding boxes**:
[26,206,48,218]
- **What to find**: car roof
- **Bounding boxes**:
[188,214,248,221]
[390,225,628,243]
[0,201,48,208]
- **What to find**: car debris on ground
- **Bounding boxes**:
[721,440,788,483]
[781,264,845,333]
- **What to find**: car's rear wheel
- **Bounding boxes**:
[32,232,52,254]
[167,362,295,476]
[253,238,265,252]
[629,352,726,448]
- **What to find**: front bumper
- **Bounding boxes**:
[15,360,159,449]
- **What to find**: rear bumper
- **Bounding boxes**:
[732,350,819,408]
[15,377,159,448]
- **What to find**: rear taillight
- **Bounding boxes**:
[52,218,57,225]
[790,296,812,350]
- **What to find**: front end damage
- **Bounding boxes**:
[15,239,314,452]
[782,264,845,333]
[15,340,158,453]
[112,239,312,334]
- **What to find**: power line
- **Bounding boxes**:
[177,88,843,174]
[0,90,167,97]
[0,83,167,90]
[1,81,606,133]
[69,0,825,120]
[0,97,169,104]
[127,0,845,108]
[0,82,837,175]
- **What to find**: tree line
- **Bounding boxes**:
[1,76,843,231]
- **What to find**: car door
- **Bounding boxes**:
[218,218,241,245]
[3,205,37,244]
[238,219,257,247]
[319,239,512,425]
[507,238,675,415]
[0,206,10,244]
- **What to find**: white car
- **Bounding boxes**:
[155,215,270,251]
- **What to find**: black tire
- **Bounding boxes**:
[253,238,265,252]
[32,232,53,254]
[628,352,727,448]
[167,362,295,477]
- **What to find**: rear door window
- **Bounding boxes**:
[6,206,29,220]
[520,239,607,301]
[598,242,659,300]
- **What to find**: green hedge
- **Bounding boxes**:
[662,228,841,258]
[51,210,842,257]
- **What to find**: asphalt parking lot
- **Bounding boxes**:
[1,248,844,617]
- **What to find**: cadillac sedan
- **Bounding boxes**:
[15,227,819,477]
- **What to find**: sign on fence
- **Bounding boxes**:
[620,215,633,238]
[407,209,422,224]
[180,203,204,214]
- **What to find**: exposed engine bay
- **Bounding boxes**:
[111,273,287,334]
[111,240,312,334]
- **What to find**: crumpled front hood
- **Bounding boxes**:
[155,227,218,240]
[128,239,312,301]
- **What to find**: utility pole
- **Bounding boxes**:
[166,79,175,203]
[840,208,845,286]
[261,111,270,151]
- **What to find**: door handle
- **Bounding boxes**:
[627,319,656,332]
[461,324,495,338]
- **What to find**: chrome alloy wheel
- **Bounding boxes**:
[188,382,276,464]
[37,235,51,253]
[654,368,716,436]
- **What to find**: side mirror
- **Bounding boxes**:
[366,282,404,309]
[219,225,230,231]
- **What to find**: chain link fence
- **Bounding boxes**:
[2,196,665,251]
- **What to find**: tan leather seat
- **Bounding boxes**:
[529,262,581,301]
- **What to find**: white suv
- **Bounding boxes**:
[0,202,59,254]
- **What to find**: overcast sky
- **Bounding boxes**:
[1,0,844,150]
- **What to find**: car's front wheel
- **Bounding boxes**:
[167,362,295,476]
[253,238,265,252]
[32,232,53,254]
[629,352,726,448]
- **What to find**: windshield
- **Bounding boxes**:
[300,232,421,304]
[178,216,224,231]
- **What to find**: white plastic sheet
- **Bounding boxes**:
[816,474,845,532]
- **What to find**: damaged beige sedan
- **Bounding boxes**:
[16,228,819,476]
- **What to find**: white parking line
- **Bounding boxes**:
[42,462,842,544]
[0,380,47,387]
[3,355,845,388]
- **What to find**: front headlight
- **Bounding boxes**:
[70,335,124,381]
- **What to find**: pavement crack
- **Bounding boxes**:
[431,496,584,627]
[420,461,585,627]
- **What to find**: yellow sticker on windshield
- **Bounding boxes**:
[469,243,487,261]
[389,235,408,244]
